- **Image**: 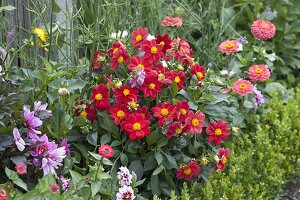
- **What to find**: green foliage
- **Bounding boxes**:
[170,88,300,200]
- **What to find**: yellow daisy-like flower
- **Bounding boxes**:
[33,27,48,51]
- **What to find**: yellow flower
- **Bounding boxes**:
[33,27,48,51]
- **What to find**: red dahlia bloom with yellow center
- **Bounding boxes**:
[166,121,188,138]
[92,50,106,70]
[91,84,110,111]
[141,74,164,99]
[128,56,152,71]
[166,70,186,90]
[109,104,128,125]
[120,113,151,140]
[110,49,129,69]
[141,40,164,63]
[115,86,139,103]
[214,148,230,171]
[206,120,231,146]
[130,27,148,48]
[185,111,205,134]
[176,100,190,122]
[108,41,126,55]
[176,161,201,181]
[156,34,172,53]
[151,102,177,126]
[190,64,206,81]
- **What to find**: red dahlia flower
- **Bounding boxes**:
[109,104,129,125]
[151,102,177,126]
[136,106,152,120]
[115,86,139,103]
[156,34,172,53]
[166,70,186,90]
[141,40,164,63]
[248,64,271,82]
[185,111,205,134]
[232,79,253,96]
[110,49,129,69]
[92,51,106,70]
[206,120,231,146]
[190,64,206,81]
[128,56,152,71]
[130,27,148,48]
[74,101,97,122]
[176,161,201,180]
[91,84,110,111]
[98,144,114,159]
[109,41,126,55]
[214,148,230,171]
[176,100,190,122]
[141,73,164,99]
[120,113,151,140]
[251,19,276,40]
[166,121,188,138]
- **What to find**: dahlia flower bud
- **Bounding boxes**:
[115,80,122,88]
[58,87,69,96]
[232,127,239,134]
[201,157,208,165]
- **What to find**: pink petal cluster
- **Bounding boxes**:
[232,79,253,96]
[218,40,242,55]
[248,64,271,82]
[251,19,276,40]
[161,16,183,27]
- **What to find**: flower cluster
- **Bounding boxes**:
[12,102,67,176]
[116,166,135,200]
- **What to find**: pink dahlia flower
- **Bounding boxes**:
[15,164,27,175]
[251,19,276,40]
[248,64,271,82]
[232,79,253,96]
[161,16,183,27]
[218,40,242,55]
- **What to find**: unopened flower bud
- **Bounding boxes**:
[115,81,122,88]
[215,79,224,86]
[177,64,184,71]
[201,157,208,165]
[232,127,239,134]
[58,87,69,96]
[213,155,220,163]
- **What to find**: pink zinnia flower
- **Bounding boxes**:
[49,183,60,193]
[185,111,205,134]
[248,64,271,82]
[15,164,27,175]
[161,16,183,27]
[218,40,242,55]
[232,79,253,96]
[251,19,276,40]
[98,144,114,159]
[206,120,231,146]
[0,188,8,200]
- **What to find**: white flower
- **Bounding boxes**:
[111,30,128,39]
[237,42,243,52]
[117,166,133,186]
[264,52,276,62]
[116,185,135,200]
[160,60,168,67]
[228,70,235,77]
[13,128,26,151]
[146,34,156,41]
[220,70,229,76]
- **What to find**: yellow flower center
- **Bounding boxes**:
[196,72,204,79]
[133,122,141,131]
[137,64,145,70]
[80,111,87,118]
[149,83,155,89]
[160,108,169,116]
[116,110,125,119]
[136,34,142,42]
[180,108,187,115]
[221,156,227,165]
[160,41,165,46]
[123,89,130,96]
[239,84,247,90]
[174,76,181,83]
[255,68,263,74]
[158,73,165,80]
[113,48,119,54]
[117,56,124,63]
[128,101,139,109]
[192,118,199,127]
[95,93,103,101]
[175,127,182,134]
[214,128,222,136]
[150,46,158,54]
[225,43,234,49]
[183,168,191,175]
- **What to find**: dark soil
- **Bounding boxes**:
[279,181,300,200]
